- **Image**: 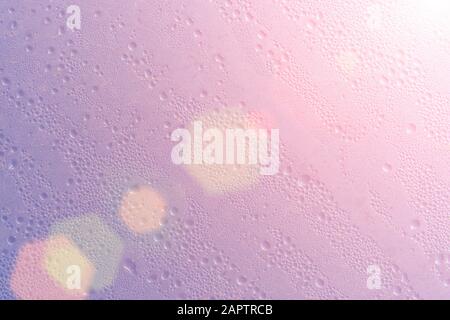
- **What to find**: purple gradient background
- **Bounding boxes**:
[1,0,450,299]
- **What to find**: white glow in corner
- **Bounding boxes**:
[414,0,450,19]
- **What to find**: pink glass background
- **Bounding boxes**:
[0,0,450,299]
